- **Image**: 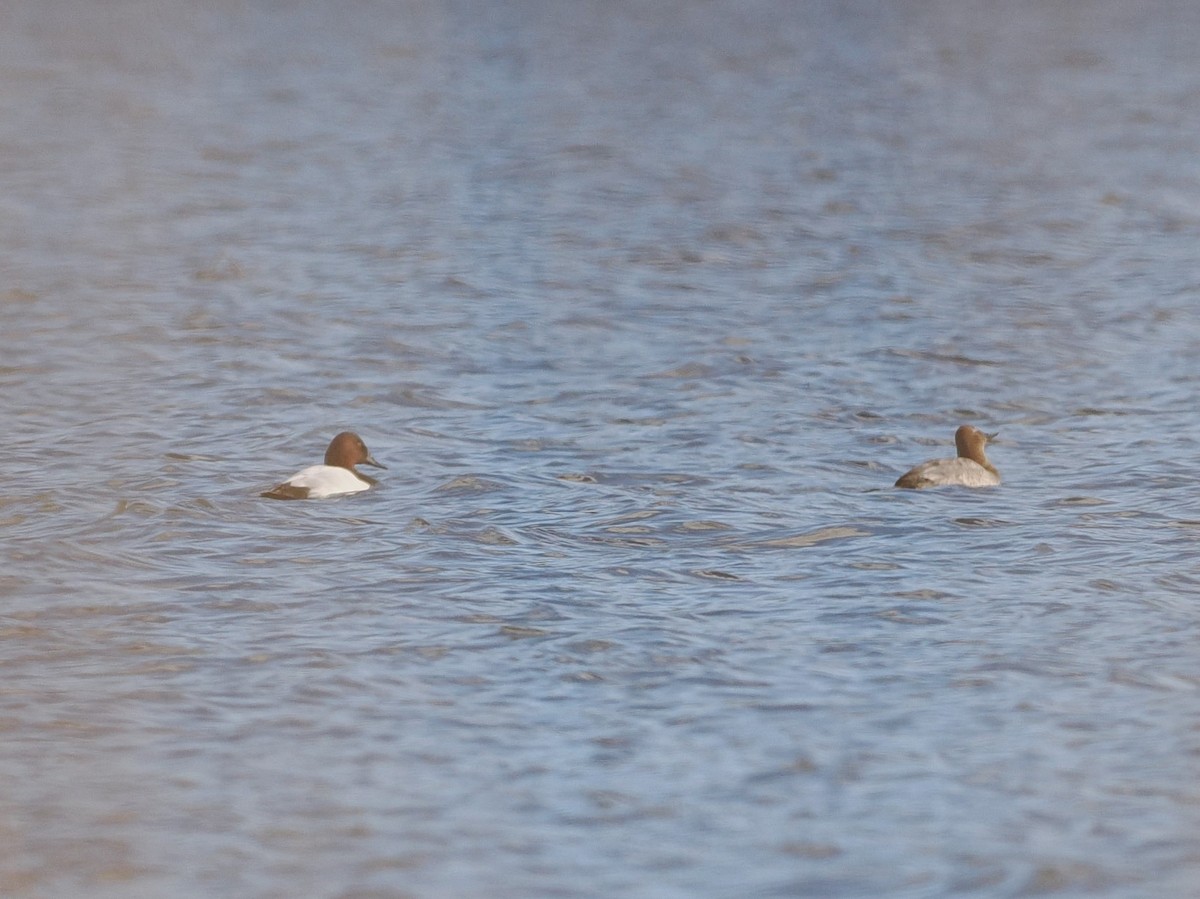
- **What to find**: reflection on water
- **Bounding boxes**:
[3,0,1200,896]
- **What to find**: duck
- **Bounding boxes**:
[894,425,1000,489]
[262,432,385,500]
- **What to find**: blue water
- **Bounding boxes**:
[2,1,1200,896]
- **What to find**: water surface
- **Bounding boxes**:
[2,1,1200,897]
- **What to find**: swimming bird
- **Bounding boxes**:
[262,432,385,499]
[894,425,1000,489]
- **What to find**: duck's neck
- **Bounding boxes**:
[965,448,997,475]
[958,442,995,474]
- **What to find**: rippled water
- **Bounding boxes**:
[3,1,1200,896]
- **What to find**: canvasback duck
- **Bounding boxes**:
[894,425,1000,489]
[262,432,385,500]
